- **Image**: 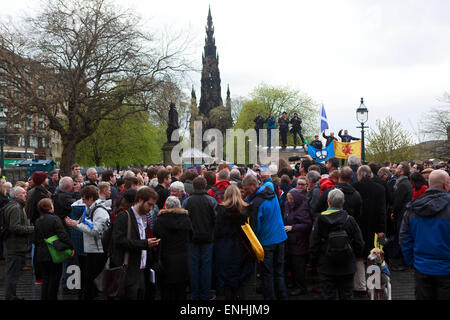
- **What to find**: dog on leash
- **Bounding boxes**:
[367,248,392,300]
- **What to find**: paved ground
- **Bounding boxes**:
[0,254,415,301]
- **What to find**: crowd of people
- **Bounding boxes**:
[0,156,449,300]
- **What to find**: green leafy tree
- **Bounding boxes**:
[366,116,416,163]
[76,108,165,167]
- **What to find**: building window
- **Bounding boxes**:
[38,117,45,129]
[26,115,33,130]
[29,136,38,148]
[18,135,25,147]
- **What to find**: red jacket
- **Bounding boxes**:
[319,178,335,194]
[413,185,428,200]
[207,180,231,204]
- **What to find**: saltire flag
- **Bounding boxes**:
[308,141,335,162]
[320,104,329,133]
[334,140,362,159]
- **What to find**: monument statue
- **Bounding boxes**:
[166,102,179,142]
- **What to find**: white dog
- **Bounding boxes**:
[367,248,392,300]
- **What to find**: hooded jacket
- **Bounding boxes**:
[246,185,287,247]
[153,208,192,284]
[283,189,312,255]
[399,189,450,276]
[319,178,335,194]
[309,209,364,275]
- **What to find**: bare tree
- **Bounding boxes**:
[419,93,450,159]
[0,0,193,175]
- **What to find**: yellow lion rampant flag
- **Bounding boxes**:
[334,140,362,159]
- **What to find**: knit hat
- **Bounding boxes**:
[32,171,48,186]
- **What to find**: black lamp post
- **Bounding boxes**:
[356,97,369,163]
[0,107,8,177]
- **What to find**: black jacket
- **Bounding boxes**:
[48,180,59,194]
[153,208,192,284]
[338,129,360,142]
[352,178,386,257]
[290,117,302,130]
[154,184,170,210]
[52,187,78,227]
[310,139,323,150]
[183,190,217,243]
[254,116,265,130]
[392,176,413,221]
[33,212,73,263]
[322,132,338,147]
[26,185,52,225]
[278,117,290,131]
[309,209,364,275]
[111,209,150,287]
[316,183,362,219]
[214,205,254,288]
[0,194,9,210]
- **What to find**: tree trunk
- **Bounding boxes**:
[60,137,78,176]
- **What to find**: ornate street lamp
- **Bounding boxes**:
[0,107,8,177]
[356,97,369,163]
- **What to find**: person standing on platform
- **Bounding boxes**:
[266,113,276,149]
[278,112,290,149]
[290,113,306,151]
[254,112,265,147]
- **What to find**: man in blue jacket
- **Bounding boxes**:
[266,113,276,148]
[243,174,288,300]
[400,170,450,300]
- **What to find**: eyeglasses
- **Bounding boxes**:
[297,183,307,186]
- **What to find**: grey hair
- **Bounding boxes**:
[348,155,361,166]
[357,165,373,179]
[3,182,12,188]
[242,174,258,186]
[218,169,230,181]
[170,181,185,192]
[328,188,345,208]
[123,170,136,178]
[59,176,74,189]
[86,167,97,176]
[165,196,181,209]
[230,169,241,180]
[378,167,391,177]
[306,170,321,183]
[10,186,25,199]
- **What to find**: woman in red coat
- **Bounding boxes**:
[410,172,428,200]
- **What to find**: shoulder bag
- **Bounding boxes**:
[102,210,131,299]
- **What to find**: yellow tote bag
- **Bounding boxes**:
[241,218,264,262]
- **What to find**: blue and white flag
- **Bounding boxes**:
[308,141,335,162]
[320,104,329,133]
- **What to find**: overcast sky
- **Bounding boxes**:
[2,0,450,142]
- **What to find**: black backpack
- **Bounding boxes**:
[325,215,353,263]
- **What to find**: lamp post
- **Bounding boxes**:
[356,97,369,163]
[0,107,8,177]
